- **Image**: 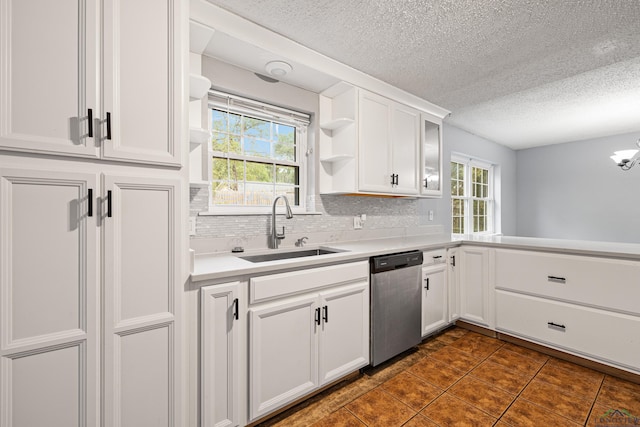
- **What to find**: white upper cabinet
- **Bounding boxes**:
[0,0,98,158]
[421,114,443,197]
[0,0,182,166]
[319,83,439,197]
[358,90,420,195]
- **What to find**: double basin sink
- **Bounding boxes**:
[238,248,344,263]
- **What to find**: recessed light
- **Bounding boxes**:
[265,60,292,77]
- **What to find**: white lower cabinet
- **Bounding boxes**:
[201,282,245,427]
[248,262,369,422]
[421,263,448,337]
[447,248,460,322]
[458,246,493,328]
[496,290,640,372]
[249,294,319,420]
[318,284,370,384]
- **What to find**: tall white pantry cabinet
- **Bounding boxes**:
[0,1,186,426]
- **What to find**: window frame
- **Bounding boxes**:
[205,90,310,215]
[451,154,495,236]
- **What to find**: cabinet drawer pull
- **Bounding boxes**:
[87,109,93,137]
[322,306,329,323]
[87,188,93,217]
[233,298,239,320]
[315,307,321,325]
[424,277,430,290]
[547,321,566,330]
[547,276,566,284]
[106,112,112,140]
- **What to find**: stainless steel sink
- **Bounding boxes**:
[239,248,343,263]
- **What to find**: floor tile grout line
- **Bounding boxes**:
[489,354,552,424]
[419,338,508,422]
[584,375,607,426]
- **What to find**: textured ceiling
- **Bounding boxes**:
[203,0,640,149]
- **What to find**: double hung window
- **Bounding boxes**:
[208,90,310,212]
[451,155,494,235]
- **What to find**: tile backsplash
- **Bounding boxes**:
[190,185,443,254]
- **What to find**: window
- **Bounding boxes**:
[451,155,494,235]
[208,90,310,212]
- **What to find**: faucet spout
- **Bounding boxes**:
[271,195,293,249]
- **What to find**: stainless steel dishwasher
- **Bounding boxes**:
[370,250,423,367]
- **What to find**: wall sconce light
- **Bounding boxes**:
[611,139,640,171]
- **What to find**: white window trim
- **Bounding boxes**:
[205,90,312,215]
[451,153,495,236]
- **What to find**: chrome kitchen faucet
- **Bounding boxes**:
[270,195,293,249]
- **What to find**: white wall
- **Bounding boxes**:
[516,131,640,243]
[442,123,518,236]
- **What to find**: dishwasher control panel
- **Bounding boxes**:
[370,250,423,273]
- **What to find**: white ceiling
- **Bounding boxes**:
[200,0,640,150]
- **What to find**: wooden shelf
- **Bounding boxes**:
[320,154,354,164]
[320,117,354,132]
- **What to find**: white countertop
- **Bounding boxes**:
[191,234,640,283]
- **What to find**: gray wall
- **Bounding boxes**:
[516,131,640,243]
[442,123,518,236]
[191,57,518,252]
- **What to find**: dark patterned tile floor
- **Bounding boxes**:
[257,326,640,426]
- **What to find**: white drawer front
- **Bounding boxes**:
[496,290,640,372]
[249,261,369,304]
[422,249,447,266]
[495,249,640,315]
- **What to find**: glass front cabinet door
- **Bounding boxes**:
[421,114,443,197]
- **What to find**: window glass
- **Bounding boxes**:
[451,158,494,235]
[209,105,304,208]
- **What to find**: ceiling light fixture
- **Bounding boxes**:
[611,139,640,171]
[265,60,292,78]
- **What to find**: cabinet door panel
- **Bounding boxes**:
[459,247,491,327]
[421,115,442,196]
[422,265,448,336]
[0,0,98,157]
[201,283,240,427]
[102,0,180,165]
[319,282,369,385]
[0,168,98,426]
[102,174,180,427]
[391,104,419,194]
[118,326,172,427]
[8,344,84,427]
[249,296,318,420]
[358,91,391,192]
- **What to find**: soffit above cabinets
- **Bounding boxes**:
[191,21,341,94]
[198,0,640,150]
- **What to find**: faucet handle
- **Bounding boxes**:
[276,226,286,239]
[296,236,308,247]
